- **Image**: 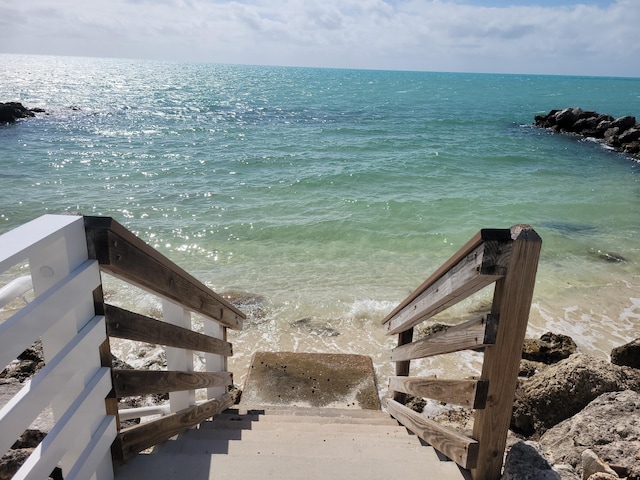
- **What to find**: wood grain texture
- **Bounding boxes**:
[393,328,413,404]
[388,377,489,409]
[119,393,235,460]
[391,315,497,362]
[385,241,511,335]
[382,229,512,325]
[471,226,541,480]
[386,398,478,469]
[84,216,244,330]
[105,304,232,356]
[112,370,232,397]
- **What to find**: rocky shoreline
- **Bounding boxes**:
[0,102,45,124]
[2,333,638,479]
[534,108,640,160]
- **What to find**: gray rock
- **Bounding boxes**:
[540,390,640,480]
[522,332,576,364]
[581,449,618,480]
[501,441,562,480]
[511,354,640,436]
[611,115,636,131]
[611,338,640,369]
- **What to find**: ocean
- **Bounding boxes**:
[1,54,639,394]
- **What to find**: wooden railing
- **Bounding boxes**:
[382,225,541,480]
[83,216,245,462]
[0,215,245,478]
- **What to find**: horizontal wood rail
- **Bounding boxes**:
[386,399,479,469]
[84,216,244,330]
[105,304,233,356]
[83,216,246,464]
[391,314,498,362]
[384,225,541,480]
[388,377,489,409]
[119,393,235,460]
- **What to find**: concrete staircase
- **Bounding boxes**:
[114,406,467,480]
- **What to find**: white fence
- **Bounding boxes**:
[0,215,116,480]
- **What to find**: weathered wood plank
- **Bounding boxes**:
[471,226,541,480]
[119,393,235,460]
[385,241,512,335]
[388,377,489,409]
[112,370,232,397]
[393,328,413,404]
[391,314,497,362]
[385,398,478,469]
[382,229,512,325]
[84,216,244,330]
[105,304,232,357]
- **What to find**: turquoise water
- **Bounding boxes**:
[1,54,639,384]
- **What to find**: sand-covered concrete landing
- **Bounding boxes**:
[240,352,381,410]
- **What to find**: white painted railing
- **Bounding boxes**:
[0,214,116,480]
[1,214,245,477]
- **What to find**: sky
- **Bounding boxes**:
[0,0,638,77]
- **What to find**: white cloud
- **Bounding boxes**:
[0,0,638,76]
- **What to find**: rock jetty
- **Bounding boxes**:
[0,102,44,124]
[534,108,640,160]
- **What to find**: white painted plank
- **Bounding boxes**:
[163,300,195,412]
[13,368,113,480]
[0,315,106,456]
[0,215,83,272]
[204,321,226,399]
[0,260,100,369]
[0,275,32,309]
[64,416,117,480]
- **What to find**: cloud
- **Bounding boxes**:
[0,0,638,76]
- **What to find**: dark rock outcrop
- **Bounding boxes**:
[534,108,640,160]
[0,102,44,124]
[522,332,577,364]
[540,390,640,480]
[611,338,640,369]
[511,353,640,437]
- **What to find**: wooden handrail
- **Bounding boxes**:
[82,216,245,464]
[385,225,541,480]
[84,216,245,330]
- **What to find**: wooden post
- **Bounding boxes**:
[393,327,414,404]
[471,226,542,480]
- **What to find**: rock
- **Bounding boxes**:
[619,127,640,144]
[540,390,640,480]
[501,441,563,480]
[611,115,636,131]
[595,251,626,263]
[511,354,640,437]
[519,359,546,378]
[611,338,640,369]
[585,474,619,480]
[0,449,32,480]
[0,102,43,124]
[0,341,45,382]
[522,332,577,364]
[533,109,640,160]
[581,449,618,480]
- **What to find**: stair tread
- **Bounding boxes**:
[115,451,465,480]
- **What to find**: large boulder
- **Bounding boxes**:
[611,338,640,369]
[540,390,640,480]
[501,441,578,480]
[511,353,640,436]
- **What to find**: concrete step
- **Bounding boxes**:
[201,419,409,435]
[115,451,465,480]
[155,429,429,457]
[213,410,399,426]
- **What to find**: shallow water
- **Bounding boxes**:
[1,55,639,393]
